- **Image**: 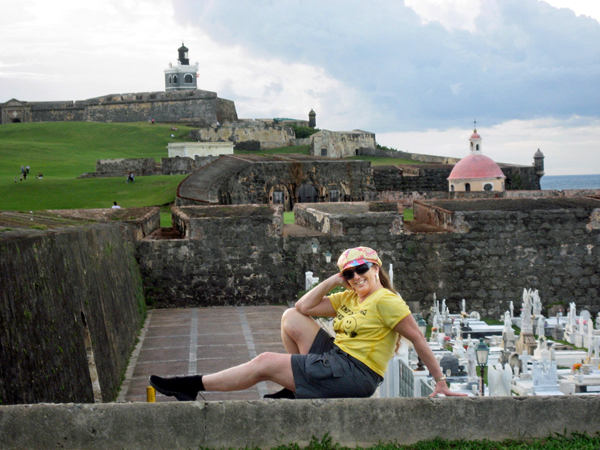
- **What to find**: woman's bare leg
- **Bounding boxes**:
[202,352,294,391]
[280,308,321,355]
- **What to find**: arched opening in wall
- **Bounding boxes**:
[80,311,102,403]
[476,144,479,151]
[168,75,172,84]
[11,119,21,123]
[321,148,327,156]
[297,184,318,203]
[173,75,179,84]
[184,74,193,83]
[465,183,471,192]
[450,184,455,192]
[268,185,292,211]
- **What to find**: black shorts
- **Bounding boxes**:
[291,328,383,399]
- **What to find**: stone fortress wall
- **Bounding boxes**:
[0,90,238,126]
[0,221,148,405]
[137,197,600,317]
[2,196,599,406]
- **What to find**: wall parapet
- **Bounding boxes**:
[0,396,599,449]
[294,202,403,235]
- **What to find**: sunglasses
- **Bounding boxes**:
[341,262,373,280]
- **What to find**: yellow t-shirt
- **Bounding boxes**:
[328,288,411,377]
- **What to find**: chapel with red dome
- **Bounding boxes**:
[448,127,506,192]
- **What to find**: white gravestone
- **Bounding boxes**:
[531,359,562,395]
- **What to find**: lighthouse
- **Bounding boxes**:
[165,43,198,91]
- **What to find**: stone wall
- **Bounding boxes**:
[189,120,295,149]
[139,205,285,308]
[0,224,146,405]
[310,129,376,158]
[95,158,158,176]
[372,164,542,193]
[136,198,600,317]
[1,90,238,125]
[358,147,461,164]
[294,202,403,236]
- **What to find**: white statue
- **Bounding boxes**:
[509,301,514,319]
[596,312,600,330]
[488,363,512,396]
[521,288,533,333]
[503,311,512,331]
[536,317,546,338]
[461,299,466,314]
[466,342,477,380]
[532,290,542,317]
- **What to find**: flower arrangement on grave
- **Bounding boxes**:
[572,363,582,373]
[444,335,452,351]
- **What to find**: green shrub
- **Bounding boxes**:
[291,124,320,139]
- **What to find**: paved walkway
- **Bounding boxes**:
[118,306,288,402]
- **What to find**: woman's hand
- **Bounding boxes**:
[429,380,468,397]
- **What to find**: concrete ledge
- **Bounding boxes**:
[1,396,599,449]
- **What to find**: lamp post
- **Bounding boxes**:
[416,318,427,371]
[325,252,332,263]
[311,243,318,254]
[475,338,489,396]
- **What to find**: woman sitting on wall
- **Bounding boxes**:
[150,247,465,399]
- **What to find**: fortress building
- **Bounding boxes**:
[0,45,237,126]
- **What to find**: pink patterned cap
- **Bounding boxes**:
[337,247,382,272]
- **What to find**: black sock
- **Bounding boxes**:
[190,375,205,391]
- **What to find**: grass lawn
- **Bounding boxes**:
[0,122,422,227]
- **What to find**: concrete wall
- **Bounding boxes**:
[0,396,599,449]
[311,129,376,158]
[167,142,233,158]
[0,224,146,405]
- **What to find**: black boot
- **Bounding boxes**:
[263,388,295,399]
[149,375,204,401]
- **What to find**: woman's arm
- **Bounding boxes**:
[393,314,467,397]
[295,273,348,318]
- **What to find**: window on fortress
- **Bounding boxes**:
[465,183,471,192]
[173,75,178,84]
[185,74,193,83]
[330,190,339,202]
[321,148,327,156]
[168,76,172,84]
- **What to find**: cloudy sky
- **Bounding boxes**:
[1,0,599,175]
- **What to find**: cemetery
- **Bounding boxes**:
[377,289,600,399]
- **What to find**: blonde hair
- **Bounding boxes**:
[374,265,403,352]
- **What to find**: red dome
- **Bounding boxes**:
[448,154,505,180]
[470,132,481,139]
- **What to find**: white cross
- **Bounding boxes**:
[519,351,533,375]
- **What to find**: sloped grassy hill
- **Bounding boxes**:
[0,122,194,212]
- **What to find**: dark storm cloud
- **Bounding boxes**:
[172,0,600,132]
